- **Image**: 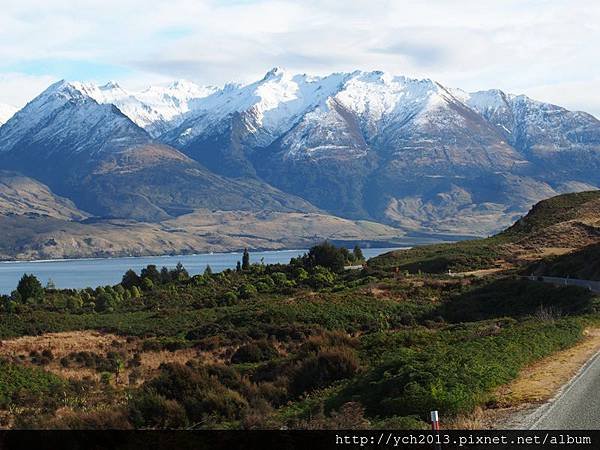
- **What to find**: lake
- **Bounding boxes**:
[0,247,402,294]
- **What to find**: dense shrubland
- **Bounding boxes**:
[0,241,597,429]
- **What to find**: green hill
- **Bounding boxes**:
[370,190,600,274]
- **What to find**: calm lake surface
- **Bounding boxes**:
[0,247,402,294]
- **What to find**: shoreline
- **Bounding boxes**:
[0,248,312,265]
[0,240,418,264]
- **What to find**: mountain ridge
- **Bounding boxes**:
[0,68,599,240]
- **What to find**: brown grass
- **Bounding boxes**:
[0,331,198,386]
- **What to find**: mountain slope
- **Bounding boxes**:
[370,190,600,274]
[159,68,599,235]
[0,211,408,261]
[0,171,88,220]
[2,70,599,238]
[79,80,218,137]
[466,89,600,180]
[0,81,317,221]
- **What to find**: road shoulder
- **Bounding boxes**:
[449,327,600,429]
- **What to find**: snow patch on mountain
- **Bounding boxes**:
[166,68,469,157]
[77,80,218,137]
[167,68,352,147]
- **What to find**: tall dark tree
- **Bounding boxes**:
[121,269,140,289]
[307,241,346,273]
[173,262,189,281]
[141,265,161,284]
[236,261,242,272]
[16,273,44,302]
[204,265,213,276]
[160,266,171,284]
[242,248,250,270]
[353,245,364,262]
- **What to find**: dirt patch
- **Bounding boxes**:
[450,267,509,278]
[448,328,600,429]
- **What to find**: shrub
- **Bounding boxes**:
[144,363,249,423]
[255,282,271,293]
[238,284,258,299]
[271,273,287,285]
[100,372,113,386]
[231,341,279,364]
[290,347,360,396]
[220,291,238,306]
[129,391,188,429]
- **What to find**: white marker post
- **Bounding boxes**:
[430,410,440,430]
[431,410,441,450]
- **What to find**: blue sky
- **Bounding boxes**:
[1,0,599,117]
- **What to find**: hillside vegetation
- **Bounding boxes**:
[528,243,600,281]
[370,190,600,274]
[0,192,598,429]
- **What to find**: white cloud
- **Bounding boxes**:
[0,73,58,108]
[0,0,599,117]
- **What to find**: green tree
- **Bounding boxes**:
[16,274,44,303]
[204,265,213,276]
[141,277,154,291]
[121,269,140,289]
[160,266,171,284]
[130,286,142,298]
[173,262,189,281]
[238,283,257,299]
[236,261,242,272]
[294,267,309,282]
[141,265,161,284]
[307,241,346,272]
[95,291,117,312]
[66,295,83,311]
[353,245,364,262]
[242,248,250,270]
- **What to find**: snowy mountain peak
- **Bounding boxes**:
[466,89,511,113]
[101,81,122,90]
[42,79,89,99]
[262,66,287,80]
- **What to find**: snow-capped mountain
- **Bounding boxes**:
[466,89,600,157]
[163,69,524,168]
[159,68,600,233]
[1,68,599,235]
[0,79,315,221]
[0,103,18,126]
[163,68,354,149]
[0,80,149,161]
[79,80,218,137]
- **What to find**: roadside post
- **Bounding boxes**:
[430,410,439,430]
[431,411,441,450]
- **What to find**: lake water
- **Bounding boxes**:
[0,247,402,294]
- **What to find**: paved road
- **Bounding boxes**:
[531,351,600,429]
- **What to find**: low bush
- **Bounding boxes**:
[290,347,360,396]
[231,341,279,364]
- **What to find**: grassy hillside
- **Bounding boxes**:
[0,191,598,430]
[0,241,597,429]
[370,190,600,274]
[527,243,600,281]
